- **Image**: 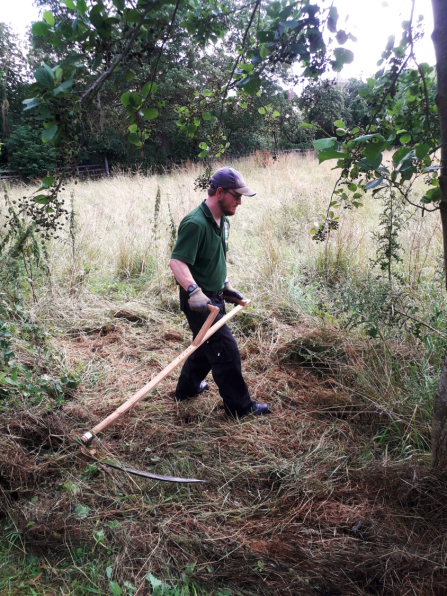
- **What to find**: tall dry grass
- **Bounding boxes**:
[6,152,442,312]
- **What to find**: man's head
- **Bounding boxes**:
[207,167,256,217]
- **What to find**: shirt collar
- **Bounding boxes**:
[200,201,221,228]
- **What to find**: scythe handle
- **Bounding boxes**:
[81,300,250,446]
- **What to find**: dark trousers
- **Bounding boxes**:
[175,290,254,416]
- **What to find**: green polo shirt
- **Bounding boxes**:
[171,201,230,292]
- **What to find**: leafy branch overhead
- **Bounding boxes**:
[304,12,440,242]
[23,0,356,220]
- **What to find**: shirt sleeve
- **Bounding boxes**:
[171,222,202,265]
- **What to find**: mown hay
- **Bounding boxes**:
[0,302,444,595]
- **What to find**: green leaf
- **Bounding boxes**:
[125,70,135,82]
[120,92,131,106]
[416,143,429,160]
[74,504,90,518]
[354,133,385,143]
[300,123,314,129]
[400,133,411,144]
[142,108,158,119]
[35,64,55,88]
[313,138,336,150]
[348,184,357,192]
[258,107,265,115]
[202,112,212,120]
[142,82,157,97]
[113,0,125,10]
[336,30,348,44]
[272,111,280,118]
[128,133,140,145]
[22,97,42,111]
[43,11,55,25]
[392,146,412,165]
[32,21,50,36]
[422,187,442,203]
[42,176,54,187]
[198,151,208,158]
[125,8,141,23]
[318,149,350,163]
[235,75,261,94]
[109,582,123,596]
[42,124,58,142]
[53,79,73,95]
[63,0,76,8]
[256,31,275,43]
[240,63,254,73]
[32,195,51,205]
[331,48,354,72]
[199,142,207,150]
[92,53,103,71]
[260,46,269,60]
[362,142,385,162]
[334,120,345,128]
[365,176,385,190]
[76,0,88,15]
[280,19,299,29]
[128,124,137,133]
[146,574,163,591]
[328,6,339,32]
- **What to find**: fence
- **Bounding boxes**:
[0,148,313,182]
[0,164,108,182]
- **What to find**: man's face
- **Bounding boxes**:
[217,188,242,216]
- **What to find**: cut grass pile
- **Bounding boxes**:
[1,153,446,595]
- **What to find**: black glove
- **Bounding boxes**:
[188,287,211,312]
[223,280,244,304]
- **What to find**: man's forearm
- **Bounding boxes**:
[169,259,196,291]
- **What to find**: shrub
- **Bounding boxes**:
[5,125,57,179]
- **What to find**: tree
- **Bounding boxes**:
[0,23,30,144]
[298,80,345,136]
[17,0,353,231]
[297,1,447,468]
[5,124,57,178]
[429,0,447,468]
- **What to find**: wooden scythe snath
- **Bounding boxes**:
[79,299,251,483]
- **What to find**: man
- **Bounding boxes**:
[169,166,271,418]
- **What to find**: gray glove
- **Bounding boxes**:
[188,287,211,312]
[223,280,244,304]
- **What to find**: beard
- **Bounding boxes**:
[218,197,236,216]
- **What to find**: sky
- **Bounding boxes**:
[0,0,436,81]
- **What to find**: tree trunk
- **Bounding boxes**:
[97,92,110,176]
[431,0,447,468]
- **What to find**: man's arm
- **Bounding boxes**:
[169,259,196,291]
[169,259,211,312]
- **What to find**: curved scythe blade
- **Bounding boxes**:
[103,460,207,483]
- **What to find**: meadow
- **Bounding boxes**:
[1,152,447,595]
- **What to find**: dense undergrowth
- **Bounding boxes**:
[1,154,447,595]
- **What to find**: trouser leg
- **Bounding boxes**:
[175,292,254,416]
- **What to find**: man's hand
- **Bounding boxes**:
[188,287,211,312]
[223,281,244,304]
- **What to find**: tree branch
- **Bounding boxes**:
[77,5,152,104]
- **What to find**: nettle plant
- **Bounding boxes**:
[305,16,439,243]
